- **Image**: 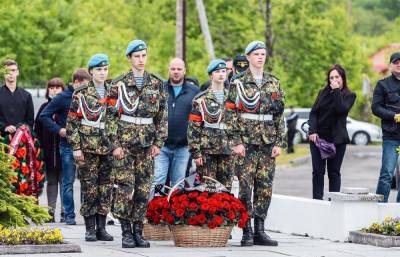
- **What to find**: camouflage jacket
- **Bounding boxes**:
[188,87,242,159]
[226,69,286,148]
[106,70,167,150]
[66,81,111,155]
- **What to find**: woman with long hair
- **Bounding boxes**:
[308,64,356,200]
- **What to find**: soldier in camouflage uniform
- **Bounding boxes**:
[188,59,245,191]
[66,54,114,242]
[225,41,286,247]
[106,40,167,248]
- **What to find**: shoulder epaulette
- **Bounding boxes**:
[230,71,246,83]
[111,74,126,85]
[193,90,208,100]
[74,83,89,92]
[149,73,164,83]
[267,73,280,83]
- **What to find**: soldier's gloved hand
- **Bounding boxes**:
[112,147,124,160]
[232,144,246,157]
[73,150,84,161]
[194,157,203,167]
[150,145,160,158]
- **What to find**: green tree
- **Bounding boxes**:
[0,140,50,227]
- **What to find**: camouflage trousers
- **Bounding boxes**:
[236,144,275,220]
[197,154,234,192]
[111,148,153,222]
[77,152,112,217]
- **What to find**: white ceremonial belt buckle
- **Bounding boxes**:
[120,114,153,125]
[240,113,273,121]
[204,122,227,130]
[81,120,105,129]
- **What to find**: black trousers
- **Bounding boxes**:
[287,129,296,153]
[310,143,347,200]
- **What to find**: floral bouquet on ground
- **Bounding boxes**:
[146,176,249,247]
[2,125,45,197]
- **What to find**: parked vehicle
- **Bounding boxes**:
[284,108,382,145]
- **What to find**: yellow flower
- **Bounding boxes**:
[384,217,394,223]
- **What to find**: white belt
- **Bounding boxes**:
[204,122,227,130]
[120,114,153,125]
[81,120,105,129]
[240,113,273,121]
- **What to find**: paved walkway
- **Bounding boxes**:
[2,223,400,257]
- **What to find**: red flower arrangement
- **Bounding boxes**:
[146,190,249,229]
[2,125,46,197]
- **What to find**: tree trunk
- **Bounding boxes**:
[195,0,215,60]
[265,0,274,71]
[176,0,186,60]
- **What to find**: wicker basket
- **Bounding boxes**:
[170,225,233,247]
[143,223,171,241]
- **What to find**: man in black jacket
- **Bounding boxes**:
[371,52,400,203]
[150,58,200,197]
[0,59,34,136]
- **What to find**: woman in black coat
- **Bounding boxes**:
[308,64,356,200]
[34,78,65,221]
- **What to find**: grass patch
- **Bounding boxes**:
[276,144,310,166]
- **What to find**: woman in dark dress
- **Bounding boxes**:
[308,64,356,200]
[34,78,65,221]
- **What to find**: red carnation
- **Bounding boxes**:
[196,214,207,224]
[197,196,207,203]
[200,192,209,198]
[171,203,180,211]
[209,206,217,214]
[16,147,27,159]
[207,221,217,229]
[179,194,188,202]
[200,203,210,212]
[227,211,236,220]
[166,214,175,224]
[238,219,246,228]
[153,215,161,224]
[208,198,218,206]
[181,200,190,209]
[213,215,224,225]
[188,202,197,211]
[175,208,185,217]
[188,216,197,226]
[21,164,29,176]
[240,212,249,222]
[188,191,199,199]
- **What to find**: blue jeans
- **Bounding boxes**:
[151,146,190,198]
[60,145,76,220]
[376,140,400,202]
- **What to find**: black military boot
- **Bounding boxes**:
[96,214,114,241]
[240,220,254,246]
[253,217,278,246]
[84,216,97,242]
[120,219,135,248]
[133,221,150,248]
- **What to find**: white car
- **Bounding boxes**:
[284,108,382,145]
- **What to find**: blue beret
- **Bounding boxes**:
[125,39,147,56]
[88,54,109,69]
[245,41,267,55]
[207,59,227,74]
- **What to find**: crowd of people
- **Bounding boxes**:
[1,37,400,248]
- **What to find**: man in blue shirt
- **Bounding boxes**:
[40,68,90,225]
[150,58,200,197]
